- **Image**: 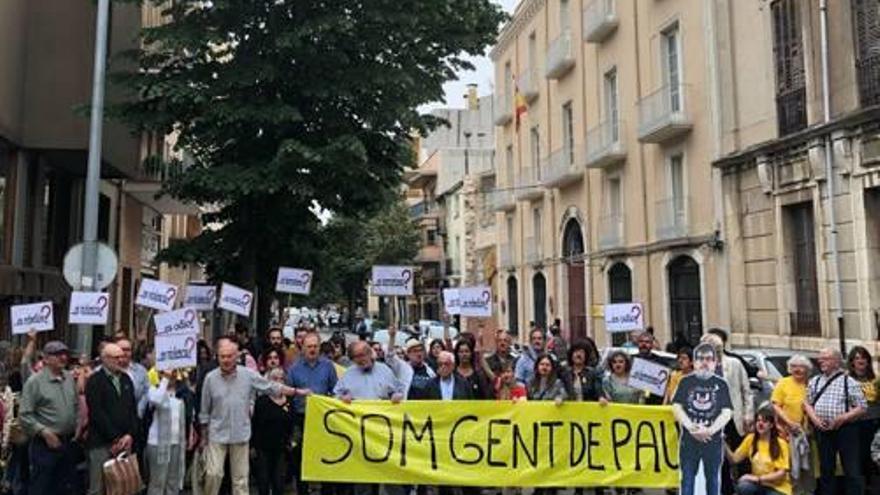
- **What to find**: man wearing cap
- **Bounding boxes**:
[20,341,79,494]
[385,326,435,399]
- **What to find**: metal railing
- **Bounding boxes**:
[598,213,623,249]
[775,87,807,136]
[583,0,618,43]
[546,29,575,79]
[585,119,626,168]
[637,83,691,141]
[857,53,880,108]
[655,196,690,240]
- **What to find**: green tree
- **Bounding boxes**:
[110,0,505,328]
[314,200,420,327]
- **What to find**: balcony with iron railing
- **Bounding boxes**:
[637,83,692,143]
[776,86,807,137]
[583,0,619,43]
[499,243,514,269]
[544,147,582,188]
[408,200,439,219]
[494,92,512,126]
[655,195,691,240]
[525,236,542,265]
[486,188,516,212]
[518,67,540,103]
[857,53,880,108]
[545,29,575,79]
[515,165,545,201]
[585,119,626,169]
[598,213,623,249]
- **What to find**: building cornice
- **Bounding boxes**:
[490,0,546,62]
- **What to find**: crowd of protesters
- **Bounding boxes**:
[0,315,875,495]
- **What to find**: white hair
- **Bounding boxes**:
[787,354,813,372]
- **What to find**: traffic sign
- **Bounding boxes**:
[63,242,119,290]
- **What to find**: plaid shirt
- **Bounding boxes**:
[807,370,867,423]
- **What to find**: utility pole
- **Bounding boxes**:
[77,0,111,356]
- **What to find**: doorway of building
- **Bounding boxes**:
[507,276,519,337]
[608,262,633,346]
[668,255,703,346]
[563,219,586,340]
[533,272,547,330]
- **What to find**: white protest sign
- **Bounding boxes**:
[10,302,54,334]
[458,286,493,317]
[603,302,645,333]
[69,292,111,325]
[442,288,461,315]
[218,283,253,317]
[371,265,414,296]
[276,267,313,295]
[135,278,179,312]
[184,285,216,311]
[154,307,200,371]
[628,357,671,397]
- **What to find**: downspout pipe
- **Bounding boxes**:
[819,0,845,355]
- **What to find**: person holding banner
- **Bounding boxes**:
[454,339,492,400]
[385,326,435,400]
[515,328,546,386]
[527,354,567,405]
[252,368,296,495]
[200,337,311,495]
[425,351,473,401]
[599,351,644,406]
[561,340,602,402]
[146,370,193,495]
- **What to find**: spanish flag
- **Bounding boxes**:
[514,75,527,131]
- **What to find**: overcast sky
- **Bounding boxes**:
[432,0,518,110]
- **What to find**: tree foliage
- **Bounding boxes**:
[109,0,505,326]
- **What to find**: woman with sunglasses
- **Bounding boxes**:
[724,406,792,495]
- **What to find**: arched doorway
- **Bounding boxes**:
[507,276,519,336]
[668,255,702,346]
[563,219,586,340]
[608,262,632,346]
[532,272,547,330]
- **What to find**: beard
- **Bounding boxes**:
[695,368,714,380]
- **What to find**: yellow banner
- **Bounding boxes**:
[303,396,680,488]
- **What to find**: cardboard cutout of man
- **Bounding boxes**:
[671,342,733,495]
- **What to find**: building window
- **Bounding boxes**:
[604,68,619,141]
[608,176,622,219]
[506,145,514,187]
[662,24,681,112]
[772,0,807,135]
[529,32,537,70]
[506,214,514,248]
[785,202,821,336]
[560,0,570,30]
[530,126,541,178]
[533,207,542,255]
[504,62,512,99]
[426,229,437,246]
[669,153,685,213]
[562,102,574,164]
[851,0,880,107]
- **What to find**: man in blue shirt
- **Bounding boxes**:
[287,332,338,495]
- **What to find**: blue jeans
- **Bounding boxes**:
[679,436,723,495]
[29,436,80,495]
[734,481,784,495]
